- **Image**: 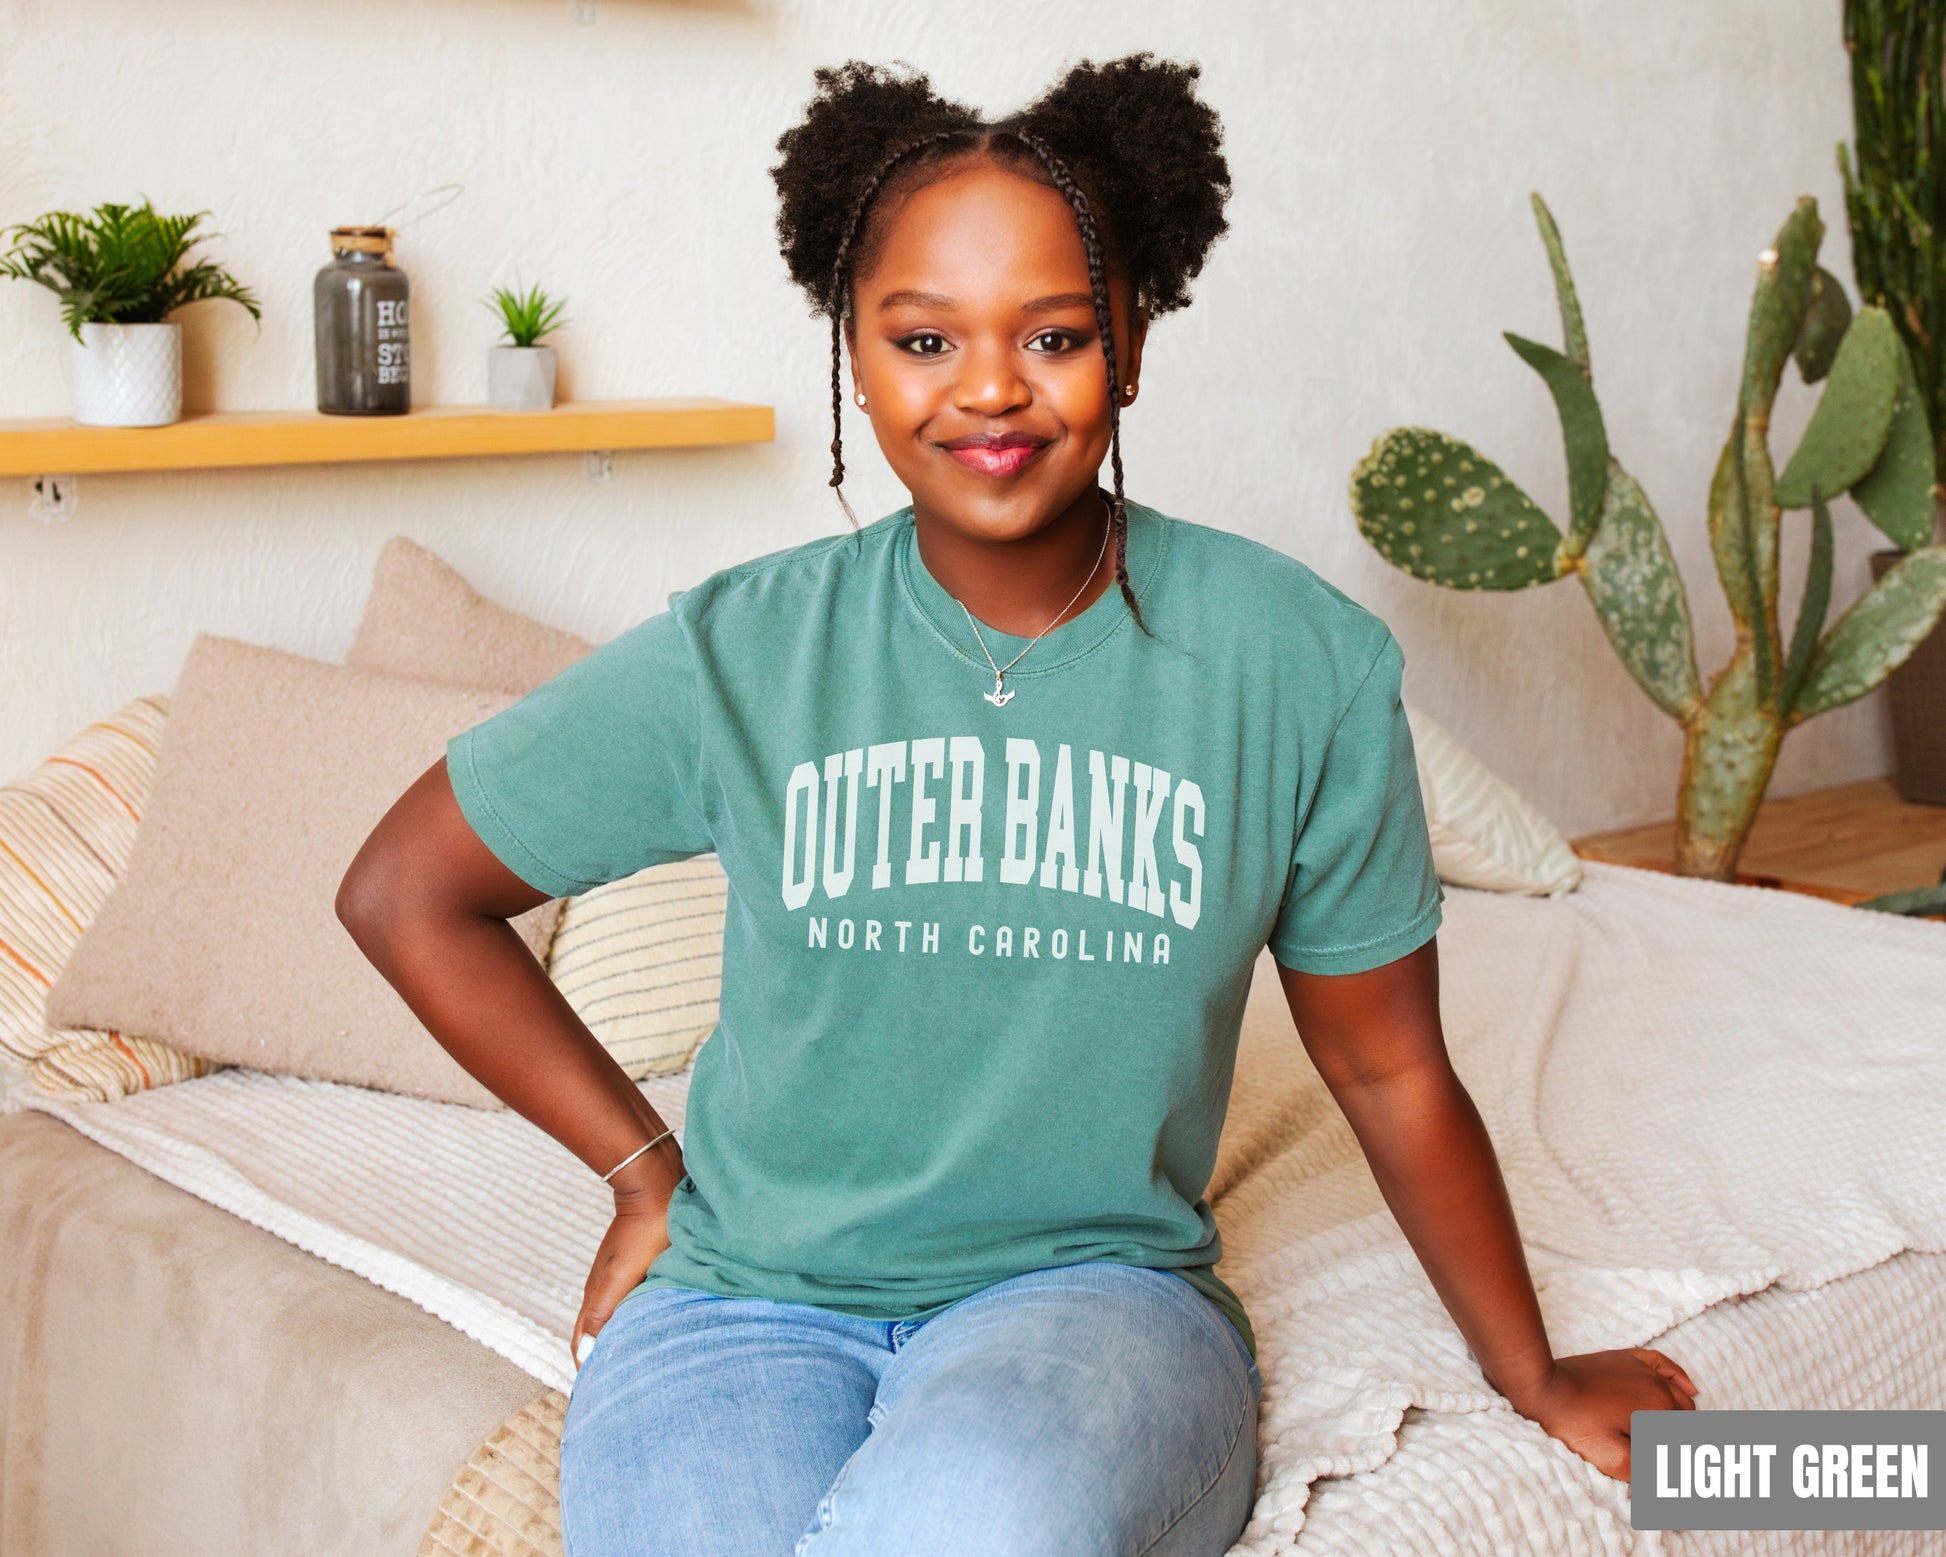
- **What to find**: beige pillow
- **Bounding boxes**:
[0,694,215,1101]
[1403,703,1582,895]
[350,536,725,1077]
[347,535,593,693]
[45,635,565,1109]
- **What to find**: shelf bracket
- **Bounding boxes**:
[27,474,78,523]
[585,449,614,484]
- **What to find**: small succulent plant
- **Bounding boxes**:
[1349,194,1946,881]
[486,282,568,349]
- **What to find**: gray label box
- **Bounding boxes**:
[1631,1410,1942,1531]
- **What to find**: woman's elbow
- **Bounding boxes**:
[335,859,379,945]
[338,759,541,945]
[335,835,412,951]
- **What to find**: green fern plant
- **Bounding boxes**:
[0,201,261,340]
[486,282,568,348]
[1349,194,1946,881]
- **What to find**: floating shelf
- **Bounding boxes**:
[0,398,774,478]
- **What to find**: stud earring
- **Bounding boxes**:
[854,390,867,409]
[1123,384,1137,400]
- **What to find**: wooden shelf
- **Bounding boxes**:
[0,398,773,477]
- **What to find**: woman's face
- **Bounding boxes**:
[848,159,1146,546]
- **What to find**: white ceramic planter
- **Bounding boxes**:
[69,321,183,427]
[488,345,558,410]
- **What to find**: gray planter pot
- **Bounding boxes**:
[488,345,557,410]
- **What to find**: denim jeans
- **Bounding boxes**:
[559,1260,1261,1557]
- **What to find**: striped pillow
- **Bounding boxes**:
[0,695,214,1100]
[546,856,726,1078]
[1403,702,1582,896]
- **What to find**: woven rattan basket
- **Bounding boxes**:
[1871,547,1946,805]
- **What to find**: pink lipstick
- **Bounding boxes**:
[938,431,1050,478]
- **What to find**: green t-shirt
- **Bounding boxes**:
[445,500,1444,1360]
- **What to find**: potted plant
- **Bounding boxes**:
[0,201,261,427]
[485,283,567,410]
[1349,193,1946,884]
[1840,0,1946,803]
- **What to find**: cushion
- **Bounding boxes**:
[547,857,727,1078]
[347,534,594,694]
[350,535,725,1077]
[1403,703,1581,895]
[0,694,213,1101]
[44,635,564,1109]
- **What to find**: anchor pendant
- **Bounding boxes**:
[984,676,1016,708]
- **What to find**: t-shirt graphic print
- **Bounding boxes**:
[445,501,1445,1360]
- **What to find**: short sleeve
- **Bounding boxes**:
[1267,629,1444,974]
[444,607,713,898]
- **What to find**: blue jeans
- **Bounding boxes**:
[559,1261,1261,1557]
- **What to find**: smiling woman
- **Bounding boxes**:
[850,165,1133,641]
[340,48,1697,1557]
[773,57,1229,653]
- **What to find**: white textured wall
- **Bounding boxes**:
[0,0,1885,835]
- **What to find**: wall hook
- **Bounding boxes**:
[28,474,77,523]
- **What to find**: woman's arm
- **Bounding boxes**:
[336,755,685,1367]
[1277,937,1697,1481]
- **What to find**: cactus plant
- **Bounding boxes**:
[1840,0,1946,490]
[1858,868,1946,918]
[1350,195,1946,880]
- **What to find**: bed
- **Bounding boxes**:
[5,859,1942,1555]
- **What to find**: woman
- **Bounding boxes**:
[338,54,1696,1557]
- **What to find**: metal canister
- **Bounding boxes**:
[314,227,410,415]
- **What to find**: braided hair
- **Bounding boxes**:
[770,55,1231,621]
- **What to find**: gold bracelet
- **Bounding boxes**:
[599,1126,676,1183]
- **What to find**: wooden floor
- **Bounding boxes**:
[1572,778,1946,905]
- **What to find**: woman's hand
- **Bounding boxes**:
[569,1143,686,1372]
[1498,1348,1698,1482]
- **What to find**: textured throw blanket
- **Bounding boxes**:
[24,863,1946,1554]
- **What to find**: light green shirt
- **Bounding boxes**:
[446,501,1444,1359]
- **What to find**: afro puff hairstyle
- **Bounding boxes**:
[770,54,1232,614]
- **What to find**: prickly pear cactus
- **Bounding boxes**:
[1350,431,1568,588]
[1858,869,1946,918]
[1849,337,1937,550]
[1792,547,1946,718]
[1349,193,1946,881]
[1793,266,1853,383]
[1774,307,1900,509]
[1576,461,1702,721]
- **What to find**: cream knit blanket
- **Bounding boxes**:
[23,862,1946,1552]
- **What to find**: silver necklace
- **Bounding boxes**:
[954,513,1112,708]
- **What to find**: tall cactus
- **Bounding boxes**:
[1351,195,1946,880]
[1840,0,1946,484]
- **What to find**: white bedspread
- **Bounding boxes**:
[23,862,1946,1553]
